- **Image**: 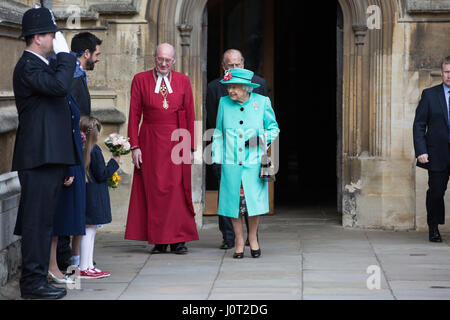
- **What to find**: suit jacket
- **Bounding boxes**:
[12,51,78,171]
[70,76,91,116]
[413,83,450,171]
[206,74,268,130]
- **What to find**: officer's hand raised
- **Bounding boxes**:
[52,31,70,54]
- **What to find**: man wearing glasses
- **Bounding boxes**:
[125,43,199,254]
[206,49,267,250]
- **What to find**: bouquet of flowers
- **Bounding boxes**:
[104,133,131,156]
[108,172,122,189]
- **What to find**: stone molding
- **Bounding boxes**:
[0,91,18,134]
[0,172,21,261]
[177,23,193,75]
[53,0,141,21]
[0,89,126,132]
[92,107,126,124]
[0,0,142,27]
[89,0,141,15]
[0,108,18,134]
[0,0,28,27]
[406,0,450,13]
[0,0,28,38]
[0,172,20,200]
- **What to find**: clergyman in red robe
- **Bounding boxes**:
[124,43,199,254]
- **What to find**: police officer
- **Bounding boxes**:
[12,7,78,299]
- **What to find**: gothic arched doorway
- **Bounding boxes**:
[203,0,341,219]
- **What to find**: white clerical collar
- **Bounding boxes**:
[25,49,49,65]
[154,71,173,94]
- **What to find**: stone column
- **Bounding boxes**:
[351,24,367,157]
[0,172,21,286]
[177,24,193,76]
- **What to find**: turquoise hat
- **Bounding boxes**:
[220,68,261,88]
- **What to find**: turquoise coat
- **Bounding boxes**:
[212,93,280,218]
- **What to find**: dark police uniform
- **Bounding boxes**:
[12,7,77,298]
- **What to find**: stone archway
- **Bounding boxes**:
[148,0,400,229]
[337,0,399,228]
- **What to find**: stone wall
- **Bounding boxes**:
[1,2,450,281]
[403,12,450,231]
[0,0,204,243]
[338,0,450,231]
[0,0,35,287]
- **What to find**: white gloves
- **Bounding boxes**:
[52,31,70,54]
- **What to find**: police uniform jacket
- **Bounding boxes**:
[12,51,78,171]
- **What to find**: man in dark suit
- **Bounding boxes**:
[12,7,77,299]
[206,49,268,250]
[413,56,450,242]
[56,32,103,272]
[69,32,102,116]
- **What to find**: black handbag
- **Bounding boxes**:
[260,153,276,182]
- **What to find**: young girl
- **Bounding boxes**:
[79,116,120,279]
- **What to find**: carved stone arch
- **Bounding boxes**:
[145,0,208,226]
[337,0,404,229]
[338,0,397,159]
[148,0,400,228]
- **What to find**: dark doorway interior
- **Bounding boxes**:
[274,2,339,209]
[205,0,340,215]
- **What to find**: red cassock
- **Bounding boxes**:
[124,69,199,244]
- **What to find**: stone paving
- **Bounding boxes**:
[2,204,450,300]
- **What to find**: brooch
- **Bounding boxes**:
[253,102,258,111]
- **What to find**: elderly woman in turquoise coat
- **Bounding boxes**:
[212,68,280,259]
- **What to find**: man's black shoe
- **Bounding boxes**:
[170,242,188,254]
[220,242,235,250]
[151,244,168,254]
[21,284,67,300]
[429,225,442,242]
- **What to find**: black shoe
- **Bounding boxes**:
[429,225,442,242]
[246,234,259,246]
[21,284,67,300]
[220,241,235,250]
[251,248,261,258]
[170,243,188,254]
[233,252,244,259]
[151,244,168,254]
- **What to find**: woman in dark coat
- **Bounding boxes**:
[48,94,86,284]
[78,116,119,279]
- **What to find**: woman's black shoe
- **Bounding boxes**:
[250,248,261,258]
[233,252,244,259]
[151,244,168,254]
